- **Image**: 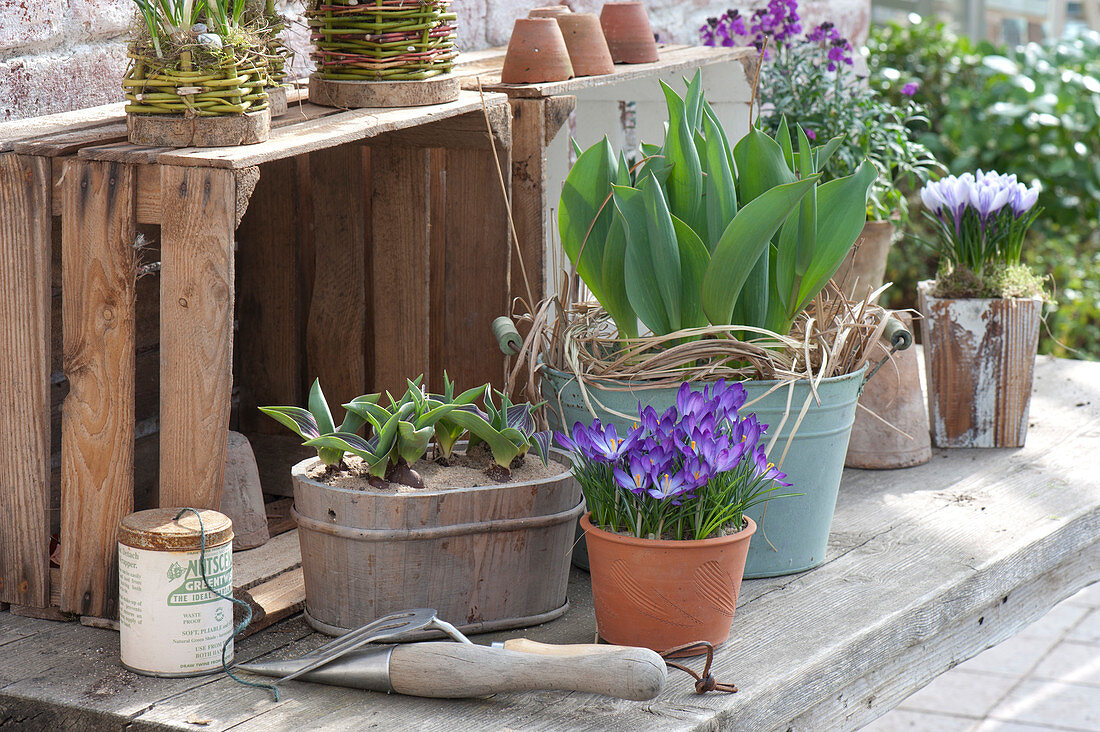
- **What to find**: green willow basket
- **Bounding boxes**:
[307,0,458,81]
[123,52,269,117]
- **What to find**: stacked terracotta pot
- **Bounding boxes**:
[501,2,659,84]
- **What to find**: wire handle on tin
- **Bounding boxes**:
[174,508,281,702]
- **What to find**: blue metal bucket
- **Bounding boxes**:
[541,365,865,578]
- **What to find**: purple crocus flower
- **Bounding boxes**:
[1010,181,1041,217]
[901,81,919,96]
[647,470,688,500]
[752,444,791,486]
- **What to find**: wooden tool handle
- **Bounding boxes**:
[388,642,666,701]
[501,638,636,657]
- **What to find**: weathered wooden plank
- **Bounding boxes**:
[436,145,512,390]
[376,106,509,150]
[11,123,129,158]
[149,92,510,169]
[0,102,125,152]
[0,154,52,608]
[159,165,235,510]
[240,567,306,638]
[304,145,368,409]
[237,157,304,433]
[368,145,430,394]
[509,98,550,311]
[59,159,136,617]
[233,530,302,591]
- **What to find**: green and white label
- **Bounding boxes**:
[119,541,234,676]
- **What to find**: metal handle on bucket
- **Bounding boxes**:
[863,317,913,386]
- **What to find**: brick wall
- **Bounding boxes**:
[0,0,868,122]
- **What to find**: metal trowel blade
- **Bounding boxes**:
[238,647,393,692]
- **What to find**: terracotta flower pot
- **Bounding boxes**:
[918,280,1042,448]
[557,13,615,77]
[501,18,575,84]
[845,313,932,469]
[599,1,659,64]
[529,5,571,18]
[581,512,755,653]
[837,220,895,300]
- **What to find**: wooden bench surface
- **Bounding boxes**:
[0,353,1097,730]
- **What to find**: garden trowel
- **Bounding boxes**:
[237,610,666,701]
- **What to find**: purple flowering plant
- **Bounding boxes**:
[920,170,1041,273]
[702,1,939,224]
[557,381,795,540]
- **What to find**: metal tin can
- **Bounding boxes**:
[118,508,234,677]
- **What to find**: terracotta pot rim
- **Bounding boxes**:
[291,447,574,497]
[580,512,756,548]
[917,278,1045,304]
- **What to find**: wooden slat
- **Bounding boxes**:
[237,157,304,433]
[233,529,301,591]
[376,107,509,150]
[59,159,136,617]
[239,567,306,638]
[436,145,511,390]
[12,123,129,158]
[148,91,510,169]
[369,145,430,394]
[304,145,368,409]
[0,154,52,608]
[0,103,125,152]
[508,98,550,311]
[158,165,235,510]
[455,45,753,98]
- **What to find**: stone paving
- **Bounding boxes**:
[866,582,1100,731]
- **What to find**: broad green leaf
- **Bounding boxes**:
[397,421,433,463]
[683,70,704,132]
[641,176,683,332]
[613,184,672,335]
[739,241,771,329]
[672,215,710,329]
[307,379,335,436]
[777,116,794,171]
[702,103,736,179]
[660,81,704,236]
[812,135,845,171]
[794,125,818,276]
[343,396,389,433]
[793,160,878,313]
[733,126,797,206]
[444,408,524,469]
[258,406,320,441]
[701,176,818,325]
[559,138,618,305]
[600,213,639,338]
[703,112,737,252]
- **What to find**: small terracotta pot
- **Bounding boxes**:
[529,5,571,18]
[581,513,755,653]
[599,1,659,64]
[501,18,575,84]
[556,13,615,77]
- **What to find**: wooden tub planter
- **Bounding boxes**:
[918,280,1043,448]
[291,450,583,635]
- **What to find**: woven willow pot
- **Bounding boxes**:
[123,53,271,146]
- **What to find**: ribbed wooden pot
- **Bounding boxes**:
[918,280,1042,448]
[291,451,583,635]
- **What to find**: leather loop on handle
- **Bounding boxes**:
[388,642,666,700]
[501,638,632,656]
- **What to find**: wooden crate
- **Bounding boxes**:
[0,86,513,617]
[451,44,755,307]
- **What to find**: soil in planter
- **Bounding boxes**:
[306,443,562,492]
